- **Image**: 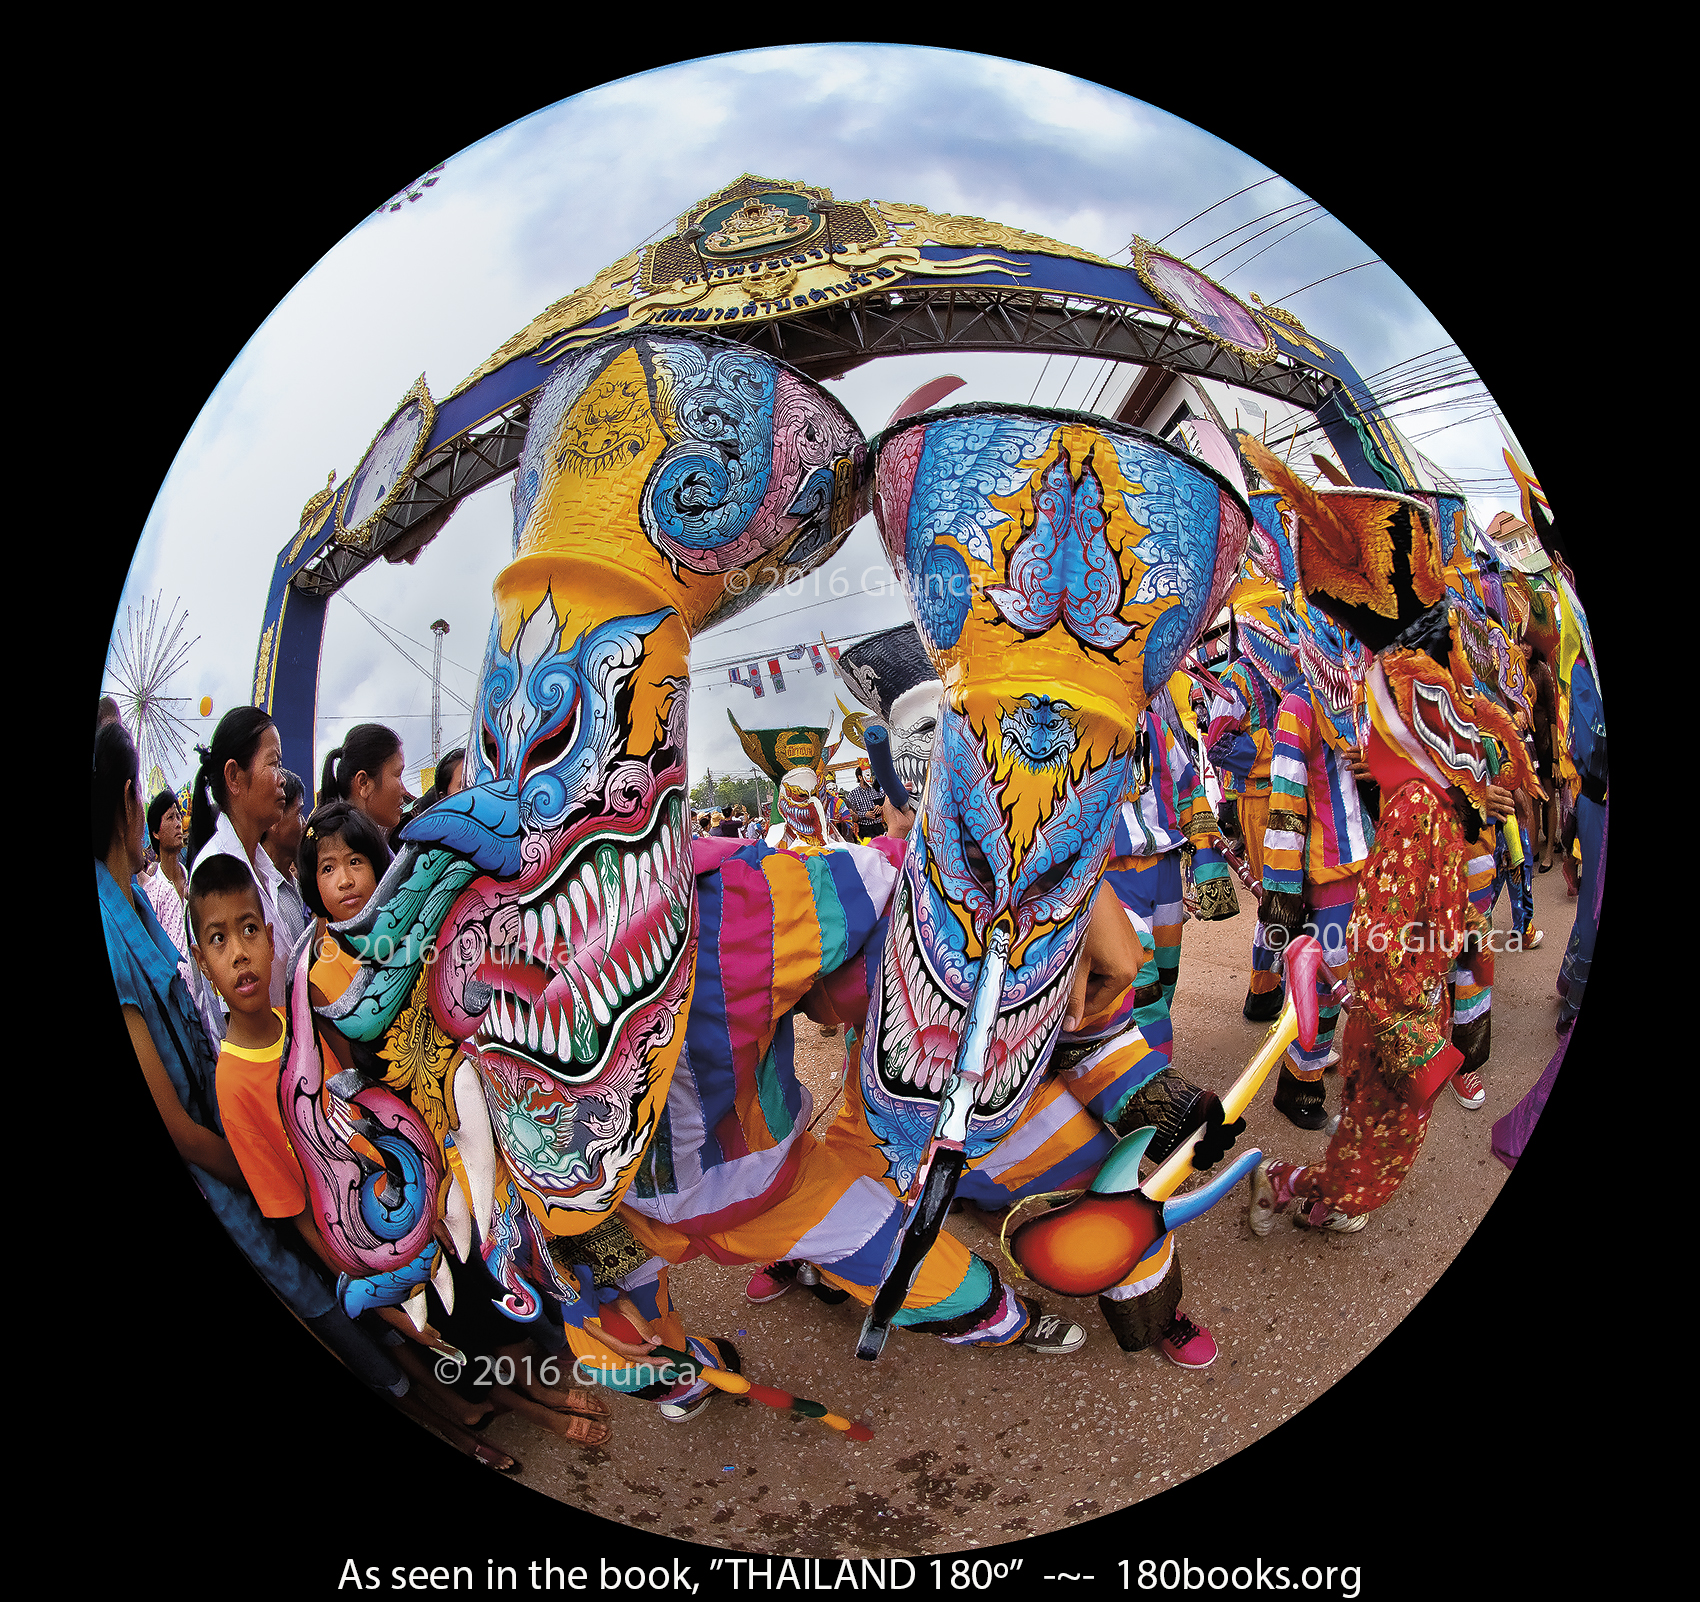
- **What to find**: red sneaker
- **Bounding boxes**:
[1450,1069,1485,1110]
[1158,1311,1217,1369]
[745,1263,796,1303]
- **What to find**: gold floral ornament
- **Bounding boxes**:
[285,472,340,567]
[1248,293,1331,361]
[379,967,459,1151]
[251,625,275,709]
[874,200,1115,264]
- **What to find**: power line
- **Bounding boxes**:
[338,595,475,713]
[1357,344,1461,384]
[1048,355,1085,409]
[316,712,469,722]
[340,596,481,678]
[1215,212,1328,283]
[1187,199,1317,263]
[1026,355,1055,405]
[1198,204,1324,272]
[1260,260,1383,303]
[692,625,885,681]
[696,581,902,646]
[1148,175,1281,248]
[1408,407,1505,443]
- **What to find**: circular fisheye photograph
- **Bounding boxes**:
[93,41,1606,1587]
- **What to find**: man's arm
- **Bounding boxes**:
[122,1005,248,1189]
[1261,692,1313,931]
[1062,882,1143,1032]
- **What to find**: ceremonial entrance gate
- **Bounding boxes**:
[252,175,1419,790]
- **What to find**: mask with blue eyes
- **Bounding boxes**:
[310,331,866,1276]
[862,406,1251,1196]
[1279,587,1372,747]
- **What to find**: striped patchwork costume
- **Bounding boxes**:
[1261,689,1375,1122]
[827,911,1195,1355]
[574,835,1034,1405]
[1105,692,1230,1062]
[1208,653,1288,1011]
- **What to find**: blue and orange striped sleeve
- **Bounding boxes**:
[1263,691,1315,900]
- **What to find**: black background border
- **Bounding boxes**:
[72,28,1625,1590]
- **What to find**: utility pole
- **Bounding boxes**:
[430,619,450,764]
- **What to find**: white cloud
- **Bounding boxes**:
[107,44,1527,797]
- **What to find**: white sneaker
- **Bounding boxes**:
[1294,1201,1367,1234]
[659,1391,714,1423]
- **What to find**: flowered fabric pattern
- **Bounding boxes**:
[1295,778,1482,1216]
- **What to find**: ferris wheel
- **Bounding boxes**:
[104,592,202,795]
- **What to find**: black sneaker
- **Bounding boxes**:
[1018,1305,1087,1355]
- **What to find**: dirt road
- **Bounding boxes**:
[479,862,1575,1553]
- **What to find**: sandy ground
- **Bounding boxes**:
[472,858,1574,1555]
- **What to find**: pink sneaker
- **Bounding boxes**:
[1158,1311,1217,1369]
[745,1263,795,1303]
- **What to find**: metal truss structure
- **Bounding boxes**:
[287,281,1335,602]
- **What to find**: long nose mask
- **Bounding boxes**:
[856,403,1251,1356]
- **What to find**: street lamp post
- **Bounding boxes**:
[430,619,450,764]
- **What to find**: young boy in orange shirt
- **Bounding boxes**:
[187,854,345,1267]
[185,852,529,1469]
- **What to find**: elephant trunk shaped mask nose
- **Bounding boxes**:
[288,330,867,1328]
[855,403,1251,1353]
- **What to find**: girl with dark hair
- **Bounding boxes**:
[135,787,229,1045]
[186,707,291,1007]
[97,721,356,1335]
[297,803,393,1015]
[297,801,392,923]
[436,745,465,799]
[319,723,408,833]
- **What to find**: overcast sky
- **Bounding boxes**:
[107,44,1532,798]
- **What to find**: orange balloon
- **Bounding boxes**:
[199,696,213,717]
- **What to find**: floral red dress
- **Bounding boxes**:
[1294,778,1482,1216]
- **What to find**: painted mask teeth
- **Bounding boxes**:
[973,979,1067,1111]
[1411,678,1486,782]
[476,793,692,1075]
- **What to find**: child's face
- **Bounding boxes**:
[194,890,275,1015]
[317,834,379,921]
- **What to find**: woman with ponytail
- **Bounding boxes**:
[318,723,408,834]
[186,707,291,1007]
[95,722,490,1434]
